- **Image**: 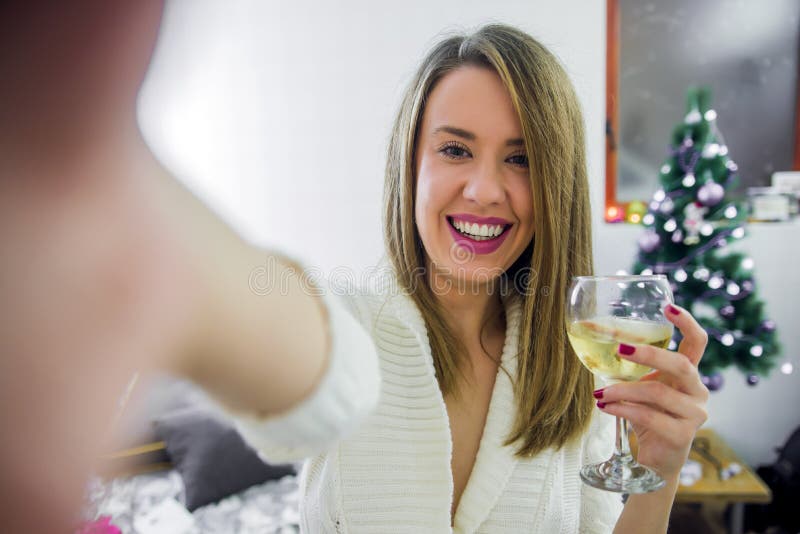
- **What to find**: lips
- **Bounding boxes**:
[446,216,513,255]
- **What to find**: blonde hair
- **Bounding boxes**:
[383,24,594,457]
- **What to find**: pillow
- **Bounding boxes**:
[112,375,216,452]
[153,407,295,511]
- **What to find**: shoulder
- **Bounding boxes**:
[316,261,407,335]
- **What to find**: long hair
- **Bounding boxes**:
[383,24,594,457]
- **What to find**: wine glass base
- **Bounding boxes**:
[580,460,666,494]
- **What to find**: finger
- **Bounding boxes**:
[617,342,707,397]
[597,381,708,424]
[663,303,708,366]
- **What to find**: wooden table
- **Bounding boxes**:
[675,428,771,534]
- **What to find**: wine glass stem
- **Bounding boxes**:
[614,416,634,464]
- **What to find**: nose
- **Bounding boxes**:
[462,160,506,206]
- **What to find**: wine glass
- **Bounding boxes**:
[566,275,675,493]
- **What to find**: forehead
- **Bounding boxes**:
[421,65,522,139]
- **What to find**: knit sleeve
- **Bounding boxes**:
[579,411,625,534]
[218,255,381,463]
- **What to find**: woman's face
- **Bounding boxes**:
[414,65,535,284]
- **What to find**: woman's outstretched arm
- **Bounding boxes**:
[0,2,378,532]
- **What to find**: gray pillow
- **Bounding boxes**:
[153,407,295,511]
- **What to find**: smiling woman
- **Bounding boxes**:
[2,3,710,531]
[232,22,709,533]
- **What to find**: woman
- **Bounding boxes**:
[229,24,709,533]
[2,4,705,530]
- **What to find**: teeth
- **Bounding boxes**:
[450,218,507,239]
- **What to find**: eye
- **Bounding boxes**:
[507,153,529,168]
[439,141,471,160]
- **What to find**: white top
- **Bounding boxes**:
[225,264,624,533]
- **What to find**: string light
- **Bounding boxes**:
[732,227,745,239]
[708,276,724,289]
[742,257,754,270]
[682,174,696,187]
[704,110,717,121]
[643,213,655,226]
[781,362,794,375]
[694,268,710,281]
[700,224,714,236]
[720,333,734,346]
[702,143,720,158]
[641,268,653,275]
[726,282,740,296]
[606,205,623,222]
[661,164,671,174]
[654,189,666,201]
[724,206,738,219]
[664,219,677,232]
[674,269,688,282]
[750,345,763,357]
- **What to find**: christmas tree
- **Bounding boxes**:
[631,87,781,390]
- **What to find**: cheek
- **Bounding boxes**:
[414,161,449,225]
[511,178,534,223]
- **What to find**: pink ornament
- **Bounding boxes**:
[638,231,660,253]
[76,516,121,534]
[697,182,724,206]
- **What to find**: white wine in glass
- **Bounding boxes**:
[566,275,675,493]
[567,317,673,382]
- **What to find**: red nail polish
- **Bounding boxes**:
[666,304,680,315]
[597,401,607,409]
[618,343,636,356]
[593,388,604,399]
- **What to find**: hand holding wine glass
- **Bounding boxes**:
[566,275,709,493]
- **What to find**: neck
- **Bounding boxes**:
[426,261,506,351]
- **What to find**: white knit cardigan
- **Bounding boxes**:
[228,270,624,533]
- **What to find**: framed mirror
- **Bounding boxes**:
[605,0,800,222]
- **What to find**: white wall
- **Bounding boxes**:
[139,0,798,466]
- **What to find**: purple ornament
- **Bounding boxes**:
[702,372,724,391]
[638,231,660,253]
[720,305,735,318]
[742,280,754,292]
[761,320,776,333]
[697,182,725,207]
[746,374,759,386]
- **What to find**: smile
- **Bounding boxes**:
[447,216,511,241]
[446,216,513,255]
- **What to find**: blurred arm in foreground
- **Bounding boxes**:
[0,3,378,532]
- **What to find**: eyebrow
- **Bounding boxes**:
[432,125,524,147]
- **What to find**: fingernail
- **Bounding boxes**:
[618,343,636,356]
[593,388,604,399]
[666,304,680,315]
[597,401,607,409]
